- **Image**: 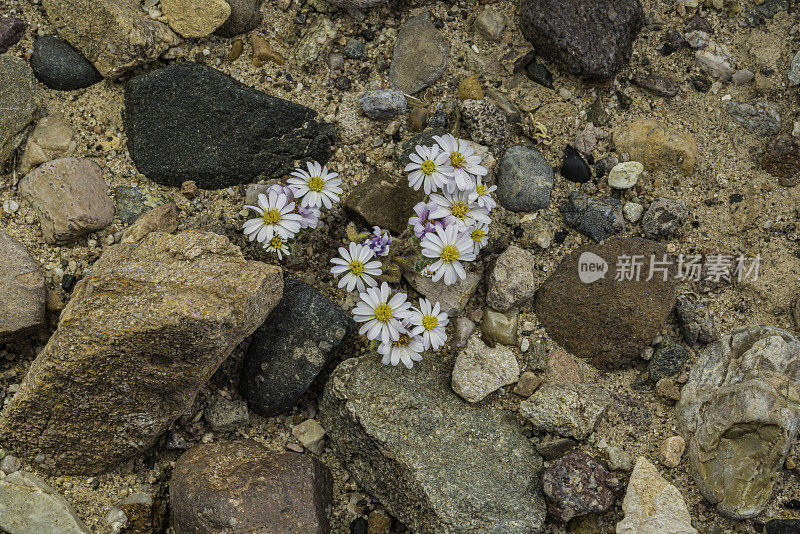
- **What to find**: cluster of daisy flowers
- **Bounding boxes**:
[405,134,496,285]
[330,240,448,369]
[243,161,342,258]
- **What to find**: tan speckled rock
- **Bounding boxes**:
[170,442,332,533]
[452,335,519,403]
[0,55,38,165]
[161,0,231,38]
[18,115,78,175]
[41,0,180,78]
[0,471,90,533]
[0,231,46,344]
[19,157,115,244]
[0,231,282,474]
[613,119,697,175]
[120,202,179,244]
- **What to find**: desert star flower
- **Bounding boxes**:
[405,144,453,194]
[468,177,497,211]
[363,226,392,256]
[264,235,290,259]
[243,190,303,243]
[433,134,487,191]
[467,223,489,254]
[409,299,448,350]
[378,331,425,369]
[421,225,477,285]
[330,243,382,293]
[352,282,413,344]
[429,189,490,230]
[288,161,343,209]
[409,201,439,239]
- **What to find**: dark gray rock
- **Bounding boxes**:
[633,72,679,98]
[675,293,717,345]
[358,90,407,119]
[394,127,447,165]
[204,396,249,432]
[31,36,102,91]
[390,12,449,95]
[123,62,335,189]
[561,191,624,242]
[520,0,645,80]
[642,197,687,239]
[320,354,546,534]
[0,55,38,165]
[726,101,781,136]
[171,442,333,533]
[542,450,617,523]
[496,144,554,212]
[766,519,800,534]
[214,0,262,37]
[344,39,365,59]
[648,337,689,382]
[0,17,26,54]
[240,279,351,417]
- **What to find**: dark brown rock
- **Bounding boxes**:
[534,237,677,369]
[171,441,333,534]
[344,170,425,234]
[542,450,618,523]
[0,17,26,54]
[519,0,645,80]
[0,231,46,343]
[761,134,800,187]
[633,73,679,98]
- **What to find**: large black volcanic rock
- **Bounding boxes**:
[124,62,335,189]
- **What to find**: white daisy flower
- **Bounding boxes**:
[287,161,343,209]
[404,144,453,194]
[409,298,449,350]
[421,225,477,285]
[468,176,497,211]
[243,190,303,243]
[378,331,425,369]
[264,235,290,259]
[352,282,413,344]
[330,243,383,293]
[433,134,488,191]
[467,222,489,254]
[429,189,491,230]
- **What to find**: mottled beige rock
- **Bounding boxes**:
[486,245,536,312]
[452,335,519,403]
[0,55,38,165]
[0,471,90,533]
[0,231,282,474]
[120,202,179,243]
[41,0,180,78]
[617,457,697,534]
[292,419,326,454]
[660,436,686,468]
[18,115,77,175]
[19,157,115,244]
[161,0,231,38]
[613,119,697,175]
[0,231,46,343]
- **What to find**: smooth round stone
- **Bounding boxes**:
[31,35,102,91]
[608,161,644,189]
[623,202,644,222]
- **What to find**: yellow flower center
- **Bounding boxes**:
[307,175,325,192]
[422,315,438,331]
[349,260,365,276]
[393,333,410,347]
[476,184,487,196]
[269,236,283,249]
[262,208,282,225]
[450,151,465,169]
[450,201,469,219]
[374,303,394,322]
[421,159,436,175]
[441,244,460,263]
[471,228,486,243]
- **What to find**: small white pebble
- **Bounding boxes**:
[520,338,530,352]
[2,199,19,213]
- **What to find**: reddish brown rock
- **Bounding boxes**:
[542,450,618,523]
[0,231,46,343]
[170,441,333,534]
[761,134,800,187]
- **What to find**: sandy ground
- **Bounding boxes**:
[2,0,800,531]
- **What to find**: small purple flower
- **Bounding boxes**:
[298,205,321,229]
[364,226,392,257]
[409,201,439,239]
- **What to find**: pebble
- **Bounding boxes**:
[296,16,336,68]
[0,471,91,533]
[350,517,368,534]
[642,198,687,239]
[120,201,179,244]
[181,180,199,199]
[292,419,326,455]
[573,123,609,155]
[252,32,284,66]
[496,144,554,212]
[514,371,541,397]
[520,382,613,439]
[389,11,449,94]
[560,145,592,183]
[675,293,717,345]
[541,450,617,523]
[407,107,428,132]
[606,446,634,472]
[345,170,424,234]
[203,395,249,432]
[459,98,507,148]
[613,119,697,175]
[608,161,644,189]
[517,216,553,249]
[761,134,800,187]
[474,8,505,41]
[18,114,78,175]
[0,17,26,53]
[561,191,625,242]
[623,201,644,222]
[633,72,679,97]
[789,50,800,85]
[457,75,484,100]
[732,69,754,85]
[486,246,537,312]
[660,436,686,468]
[0,55,38,165]
[161,0,230,38]
[30,35,103,90]
[358,90,407,119]
[480,307,519,347]
[695,41,737,80]
[726,100,781,135]
[344,38,365,60]
[214,0,262,37]
[451,336,520,403]
[2,200,19,213]
[0,455,20,475]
